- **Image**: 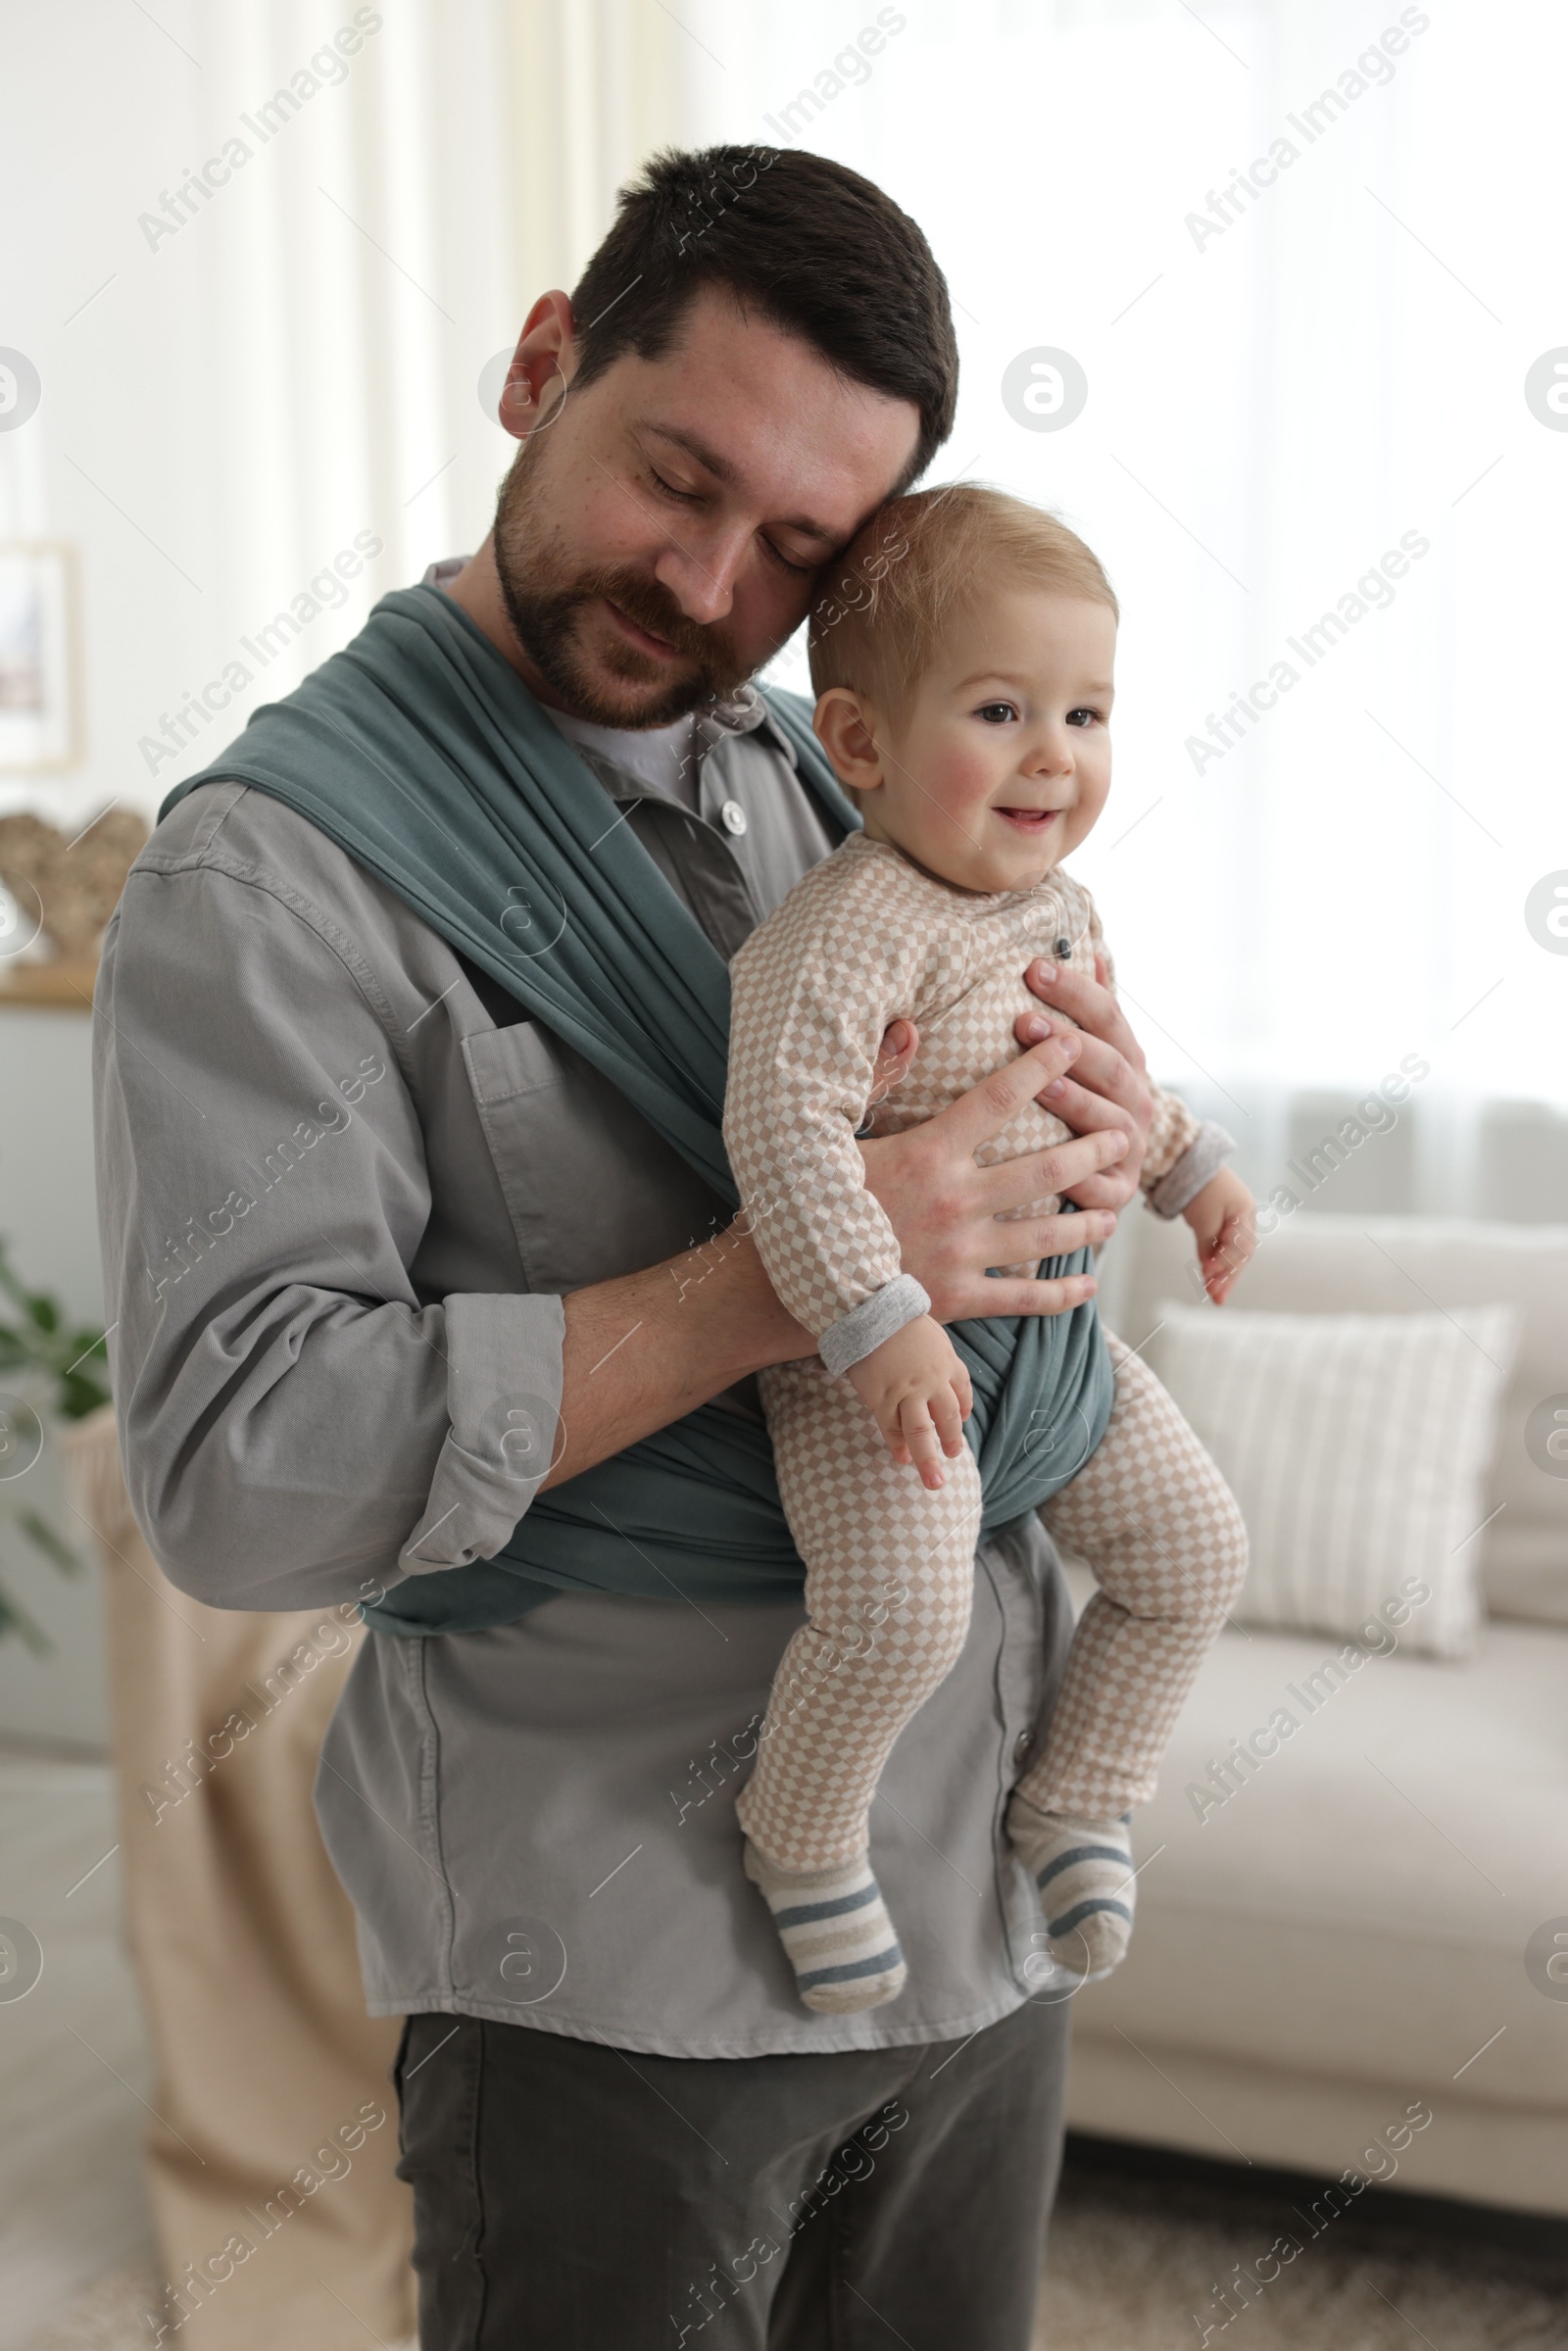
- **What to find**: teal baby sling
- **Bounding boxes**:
[162,586,1112,1634]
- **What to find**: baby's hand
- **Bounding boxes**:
[847,1315,974,1490]
[1183,1166,1256,1304]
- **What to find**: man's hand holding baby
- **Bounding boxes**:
[866,952,1156,1217]
[847,1316,974,1490]
[1014,951,1154,1210]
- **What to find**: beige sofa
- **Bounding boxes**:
[1066,1209,1568,2217]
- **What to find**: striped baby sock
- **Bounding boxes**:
[1006,1796,1136,1981]
[743,1839,907,2014]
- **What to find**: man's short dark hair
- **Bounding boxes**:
[568,146,957,493]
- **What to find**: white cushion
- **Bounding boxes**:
[1146,1299,1518,1657]
[1107,1211,1568,1628]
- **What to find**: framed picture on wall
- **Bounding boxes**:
[0,543,82,772]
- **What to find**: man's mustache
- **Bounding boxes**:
[572,566,740,674]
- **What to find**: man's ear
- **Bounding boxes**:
[497,290,575,441]
[812,688,886,792]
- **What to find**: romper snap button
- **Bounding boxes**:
[1054,936,1072,960]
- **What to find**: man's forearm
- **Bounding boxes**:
[543,1226,808,1490]
[542,1025,1134,1493]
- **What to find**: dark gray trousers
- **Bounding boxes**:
[394,1993,1071,2347]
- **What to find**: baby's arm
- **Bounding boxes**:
[724,856,970,1410]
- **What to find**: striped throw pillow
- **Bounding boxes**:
[1146,1301,1519,1658]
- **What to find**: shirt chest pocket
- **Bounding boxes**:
[462,1022,729,1295]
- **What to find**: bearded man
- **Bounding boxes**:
[96,145,1157,2348]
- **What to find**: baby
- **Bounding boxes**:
[724,485,1253,2015]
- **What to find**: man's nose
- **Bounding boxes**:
[653,525,748,623]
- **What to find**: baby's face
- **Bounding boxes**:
[848,587,1116,896]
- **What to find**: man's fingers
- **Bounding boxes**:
[972,1205,1117,1261]
[957,1269,1098,1319]
[1026,1077,1143,1210]
[970,1122,1137,1217]
[1031,1044,1141,1124]
[972,1127,1127,1219]
[1032,1071,1136,1133]
[1023,956,1145,1070]
[1060,1167,1141,1211]
[933,1033,1083,1158]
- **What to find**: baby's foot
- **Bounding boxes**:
[1006,1796,1135,1981]
[744,1840,907,2014]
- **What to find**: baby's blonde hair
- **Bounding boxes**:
[808,483,1117,723]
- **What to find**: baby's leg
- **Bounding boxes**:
[738,1357,982,2015]
[1009,1333,1249,1977]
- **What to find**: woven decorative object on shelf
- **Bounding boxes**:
[0,808,149,963]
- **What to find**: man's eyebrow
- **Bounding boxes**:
[642,423,840,546]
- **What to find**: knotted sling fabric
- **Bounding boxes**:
[161,585,1112,1636]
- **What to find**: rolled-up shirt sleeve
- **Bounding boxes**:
[93,846,563,1612]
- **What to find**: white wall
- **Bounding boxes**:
[0,1005,107,1745]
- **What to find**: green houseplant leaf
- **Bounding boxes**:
[0,1236,109,1651]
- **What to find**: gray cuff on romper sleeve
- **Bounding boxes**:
[1145,1121,1238,1219]
[818,1274,932,1378]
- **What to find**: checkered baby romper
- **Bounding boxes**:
[725,834,1248,1872]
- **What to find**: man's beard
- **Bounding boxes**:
[491,438,753,727]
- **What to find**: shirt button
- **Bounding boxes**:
[720,800,749,836]
[1013,1730,1033,1762]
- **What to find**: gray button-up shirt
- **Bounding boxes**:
[94,589,1075,2057]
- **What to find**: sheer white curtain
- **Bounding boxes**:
[2,0,684,836]
[9,0,1564,1201]
[684,0,1568,1197]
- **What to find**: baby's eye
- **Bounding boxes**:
[975,701,1018,724]
[1066,707,1103,729]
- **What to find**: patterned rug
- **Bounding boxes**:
[19,2153,1568,2350]
[1037,2147,1568,2349]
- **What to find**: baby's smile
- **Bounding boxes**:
[993,804,1064,834]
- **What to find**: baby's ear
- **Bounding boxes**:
[811,688,885,792]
